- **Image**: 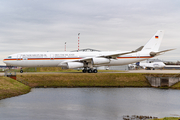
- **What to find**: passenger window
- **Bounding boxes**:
[8,56,12,58]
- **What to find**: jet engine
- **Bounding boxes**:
[67,62,84,69]
[92,58,110,65]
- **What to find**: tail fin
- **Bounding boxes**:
[141,30,164,52]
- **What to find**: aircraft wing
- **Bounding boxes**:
[60,50,138,65]
[73,51,137,63]
[99,51,137,59]
[75,57,93,62]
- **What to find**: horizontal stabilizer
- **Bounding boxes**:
[150,48,175,57]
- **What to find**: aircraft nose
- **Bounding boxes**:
[3,59,8,64]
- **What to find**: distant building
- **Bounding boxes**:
[71,48,101,52]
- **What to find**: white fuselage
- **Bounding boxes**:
[3,51,152,68]
[3,30,172,72]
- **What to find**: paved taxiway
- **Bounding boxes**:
[128,70,180,73]
[1,70,180,76]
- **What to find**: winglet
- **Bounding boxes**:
[135,46,144,52]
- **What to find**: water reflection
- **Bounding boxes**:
[0,88,180,120]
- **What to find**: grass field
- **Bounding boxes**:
[7,67,125,73]
[2,67,180,99]
[16,73,151,88]
[0,77,31,100]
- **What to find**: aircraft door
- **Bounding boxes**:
[17,54,22,61]
[50,54,54,60]
[22,54,28,61]
[136,52,140,58]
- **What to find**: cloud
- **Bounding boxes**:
[0,0,180,64]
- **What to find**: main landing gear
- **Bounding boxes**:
[82,68,98,73]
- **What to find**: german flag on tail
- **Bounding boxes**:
[155,36,159,39]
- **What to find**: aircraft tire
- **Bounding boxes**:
[93,69,98,73]
[88,69,92,73]
[82,69,87,73]
[20,70,23,73]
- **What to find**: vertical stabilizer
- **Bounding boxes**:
[141,30,164,52]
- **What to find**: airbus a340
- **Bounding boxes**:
[3,30,174,73]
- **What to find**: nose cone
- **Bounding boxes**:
[3,58,7,63]
[3,58,10,66]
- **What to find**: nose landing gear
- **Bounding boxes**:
[20,68,23,73]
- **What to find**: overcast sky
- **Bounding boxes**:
[0,0,180,65]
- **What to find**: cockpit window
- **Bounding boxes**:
[8,56,12,58]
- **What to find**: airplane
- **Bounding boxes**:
[136,62,166,70]
[3,30,174,73]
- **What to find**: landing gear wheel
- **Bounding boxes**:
[93,69,98,73]
[20,70,23,73]
[82,69,87,73]
[88,69,92,73]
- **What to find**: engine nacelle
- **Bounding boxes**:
[92,58,110,65]
[67,62,84,69]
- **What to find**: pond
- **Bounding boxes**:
[0,88,180,120]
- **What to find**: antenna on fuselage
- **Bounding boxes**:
[65,42,66,51]
[78,33,80,51]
